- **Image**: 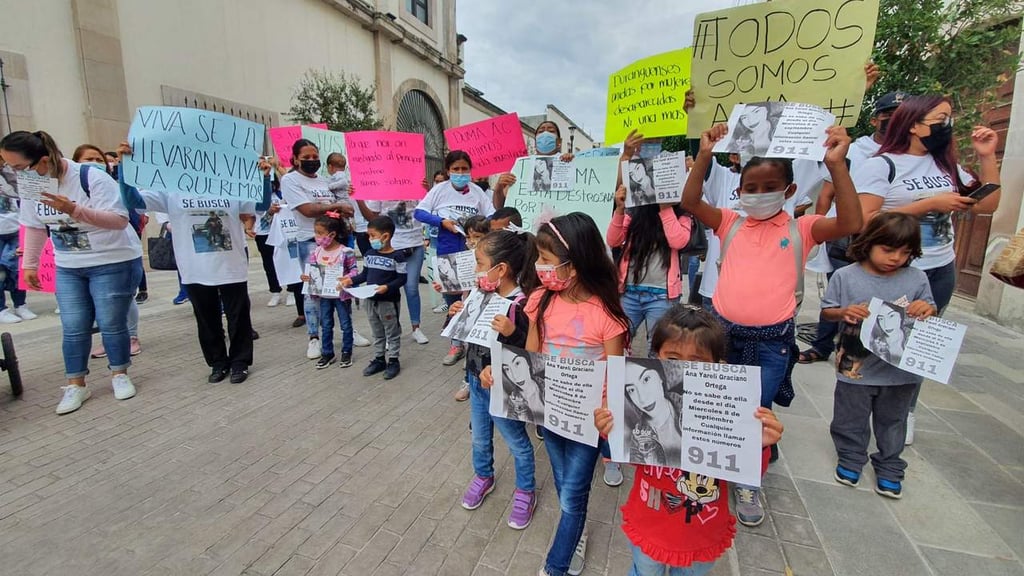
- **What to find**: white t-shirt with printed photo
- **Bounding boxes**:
[266,205,303,286]
[366,200,423,251]
[140,190,255,286]
[852,153,974,271]
[280,171,333,241]
[415,181,495,226]
[19,160,141,268]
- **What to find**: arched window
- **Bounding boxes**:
[396,89,445,179]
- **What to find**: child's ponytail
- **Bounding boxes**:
[479,229,539,295]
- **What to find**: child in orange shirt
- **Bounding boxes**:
[681,123,862,526]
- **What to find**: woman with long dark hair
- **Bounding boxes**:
[607,132,691,350]
[1,131,143,414]
[852,95,1000,444]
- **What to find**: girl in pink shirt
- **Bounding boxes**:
[681,123,862,528]
[528,212,629,576]
[607,132,693,352]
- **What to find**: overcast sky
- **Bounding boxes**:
[456,0,742,144]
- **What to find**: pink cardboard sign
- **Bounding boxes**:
[17,226,56,293]
[269,123,328,167]
[346,131,427,201]
[444,113,528,178]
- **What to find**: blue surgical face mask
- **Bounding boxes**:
[449,172,471,189]
[369,238,384,250]
[536,131,558,155]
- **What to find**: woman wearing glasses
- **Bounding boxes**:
[851,95,1000,443]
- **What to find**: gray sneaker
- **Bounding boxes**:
[603,462,623,487]
[734,485,765,527]
[567,531,587,576]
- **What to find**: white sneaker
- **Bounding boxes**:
[267,293,282,307]
[14,306,37,321]
[56,385,91,415]
[411,328,429,345]
[111,374,137,400]
[353,331,371,347]
[905,412,915,446]
[432,303,449,314]
[306,338,322,359]
[568,531,587,576]
[286,293,295,306]
[0,309,22,324]
[54,307,60,314]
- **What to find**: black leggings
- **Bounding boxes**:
[254,235,281,293]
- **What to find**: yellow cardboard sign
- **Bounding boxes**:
[605,48,692,145]
[688,0,879,136]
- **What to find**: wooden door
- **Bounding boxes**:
[954,77,1013,298]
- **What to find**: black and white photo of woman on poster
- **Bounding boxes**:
[624,158,656,208]
[861,300,911,366]
[610,357,684,468]
[532,157,554,192]
[489,344,546,425]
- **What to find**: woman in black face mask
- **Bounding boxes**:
[850,94,1000,444]
[279,138,355,360]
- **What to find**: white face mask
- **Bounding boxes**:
[739,190,787,220]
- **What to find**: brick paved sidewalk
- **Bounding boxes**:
[0,262,1021,575]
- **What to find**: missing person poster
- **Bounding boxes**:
[607,357,764,487]
[490,343,606,447]
[859,298,966,384]
[621,151,687,208]
[441,288,512,347]
[712,102,834,163]
[433,250,476,293]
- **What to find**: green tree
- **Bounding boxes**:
[860,0,1021,160]
[287,69,383,132]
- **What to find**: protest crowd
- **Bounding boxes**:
[0,5,1015,576]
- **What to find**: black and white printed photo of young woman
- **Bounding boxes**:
[532,156,553,192]
[436,254,460,292]
[622,357,684,468]
[726,102,784,163]
[500,345,545,424]
[625,158,656,208]
[866,301,911,365]
[447,290,490,341]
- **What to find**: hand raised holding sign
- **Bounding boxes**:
[613,185,627,214]
[823,126,852,167]
[621,130,645,159]
[699,125,729,157]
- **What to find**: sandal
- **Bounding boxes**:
[798,349,826,364]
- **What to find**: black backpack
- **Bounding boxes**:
[827,155,896,263]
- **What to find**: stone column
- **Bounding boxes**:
[70,0,131,150]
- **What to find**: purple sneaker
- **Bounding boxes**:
[507,489,536,530]
[461,476,495,510]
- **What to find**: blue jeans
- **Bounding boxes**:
[56,258,143,378]
[687,255,700,294]
[469,372,535,491]
[0,231,26,310]
[543,429,600,576]
[297,240,319,338]
[622,288,677,349]
[319,298,353,356]
[629,544,715,576]
[726,335,792,409]
[403,245,425,326]
[924,261,956,315]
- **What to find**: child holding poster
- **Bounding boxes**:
[594,304,783,576]
[681,123,862,527]
[527,212,629,576]
[453,229,538,529]
[821,213,935,499]
[302,213,358,370]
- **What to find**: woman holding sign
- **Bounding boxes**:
[852,95,1000,444]
[1,130,143,415]
[492,121,574,209]
[414,150,495,366]
[607,131,692,350]
[280,138,355,361]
